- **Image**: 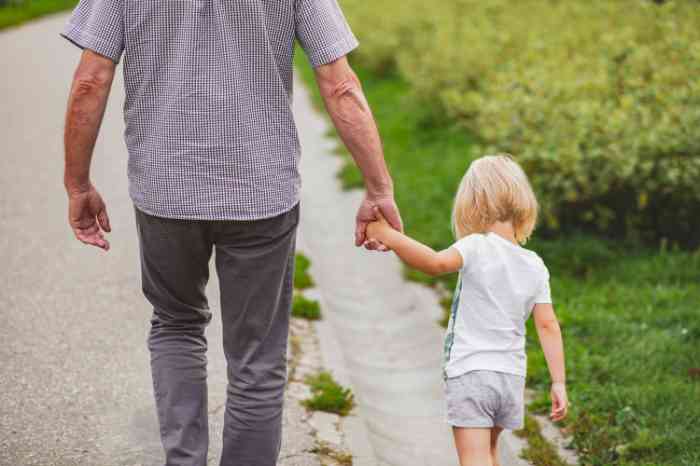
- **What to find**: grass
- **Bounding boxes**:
[0,0,77,30]
[515,415,570,466]
[292,294,322,321]
[295,51,700,465]
[294,253,315,290]
[303,372,355,417]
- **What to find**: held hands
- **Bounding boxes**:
[355,194,402,251]
[67,183,111,251]
[366,206,393,245]
[550,382,569,422]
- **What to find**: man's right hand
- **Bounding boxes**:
[67,184,111,251]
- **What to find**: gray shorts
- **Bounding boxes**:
[445,370,526,430]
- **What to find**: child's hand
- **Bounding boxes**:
[550,382,568,422]
[366,206,392,243]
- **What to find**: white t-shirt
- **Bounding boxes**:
[443,232,552,379]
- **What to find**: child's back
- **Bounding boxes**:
[445,232,551,379]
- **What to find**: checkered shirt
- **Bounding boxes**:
[61,0,358,220]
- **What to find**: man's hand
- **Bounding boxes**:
[67,184,111,251]
[355,194,402,249]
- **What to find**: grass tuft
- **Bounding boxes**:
[303,372,355,417]
[294,253,315,290]
[292,294,322,321]
[515,415,569,466]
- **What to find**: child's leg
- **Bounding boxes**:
[452,427,493,466]
[490,427,503,466]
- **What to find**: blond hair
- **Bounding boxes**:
[452,154,538,244]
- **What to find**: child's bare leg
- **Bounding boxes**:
[452,427,493,466]
[490,427,503,466]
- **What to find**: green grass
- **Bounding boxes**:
[303,372,355,417]
[515,415,569,466]
[294,253,315,290]
[292,294,322,321]
[295,51,700,465]
[0,0,77,30]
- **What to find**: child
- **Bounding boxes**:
[366,154,567,466]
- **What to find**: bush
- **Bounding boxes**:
[343,0,700,246]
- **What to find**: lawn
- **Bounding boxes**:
[0,0,76,30]
[295,52,700,466]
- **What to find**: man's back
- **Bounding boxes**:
[62,0,358,220]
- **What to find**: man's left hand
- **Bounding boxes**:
[355,194,402,251]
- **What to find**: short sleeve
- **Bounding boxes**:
[295,0,359,68]
[61,0,125,63]
[535,267,552,304]
[449,234,480,271]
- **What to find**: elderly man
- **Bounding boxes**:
[61,1,401,465]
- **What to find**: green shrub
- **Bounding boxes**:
[294,253,315,290]
[303,372,355,416]
[343,0,700,246]
[292,294,322,320]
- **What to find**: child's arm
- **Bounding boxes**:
[366,208,462,276]
[533,303,568,422]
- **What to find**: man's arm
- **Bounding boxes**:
[313,56,402,247]
[64,49,116,251]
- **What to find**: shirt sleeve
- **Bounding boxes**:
[449,235,480,271]
[535,267,553,304]
[60,0,125,63]
[295,0,359,68]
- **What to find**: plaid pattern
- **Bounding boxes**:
[61,0,358,220]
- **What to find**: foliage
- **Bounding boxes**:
[292,294,322,320]
[303,372,355,416]
[342,0,700,247]
[0,0,77,29]
[294,253,315,290]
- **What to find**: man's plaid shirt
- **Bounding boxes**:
[62,0,358,220]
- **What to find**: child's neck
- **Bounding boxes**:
[488,222,518,245]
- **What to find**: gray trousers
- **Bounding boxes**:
[134,204,299,466]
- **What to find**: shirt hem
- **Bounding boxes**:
[131,198,300,222]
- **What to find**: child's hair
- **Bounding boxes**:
[452,154,538,244]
